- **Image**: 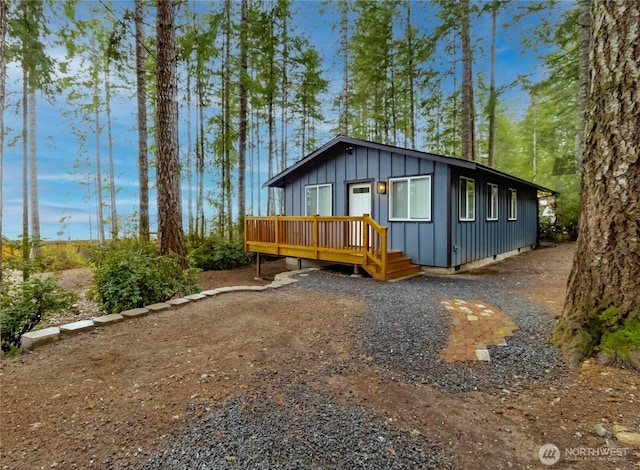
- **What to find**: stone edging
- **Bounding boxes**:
[20,269,314,352]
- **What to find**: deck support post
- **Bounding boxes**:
[297,257,302,270]
[255,252,262,279]
[353,264,359,275]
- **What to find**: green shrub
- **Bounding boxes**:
[3,237,46,274]
[89,237,157,267]
[1,275,77,353]
[41,245,87,271]
[91,240,200,314]
[598,315,640,369]
[188,236,254,271]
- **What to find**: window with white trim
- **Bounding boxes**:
[305,184,332,216]
[459,177,475,221]
[487,183,498,221]
[389,175,431,221]
[508,188,517,220]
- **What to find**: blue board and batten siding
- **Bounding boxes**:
[449,167,539,267]
[283,145,450,267]
[271,136,548,269]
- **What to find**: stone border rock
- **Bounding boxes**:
[20,269,312,352]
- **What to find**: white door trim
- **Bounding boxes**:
[348,183,372,216]
[348,183,372,247]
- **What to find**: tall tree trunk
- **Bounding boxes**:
[0,0,6,284]
[532,104,537,181]
[134,0,149,242]
[28,86,40,258]
[186,70,193,235]
[255,110,261,216]
[267,96,275,216]
[460,0,476,161]
[389,60,396,145]
[93,86,104,243]
[553,0,640,369]
[92,37,105,243]
[450,33,458,157]
[105,64,118,239]
[194,21,205,240]
[279,11,288,216]
[487,1,497,167]
[21,62,29,280]
[156,0,186,266]
[576,0,591,170]
[339,0,349,135]
[405,1,416,149]
[237,0,248,236]
[223,0,233,240]
[197,91,205,239]
[250,108,255,216]
[267,12,276,218]
[267,95,275,216]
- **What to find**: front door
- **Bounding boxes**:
[349,183,372,246]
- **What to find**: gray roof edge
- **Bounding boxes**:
[263,135,347,188]
[264,135,476,187]
[264,135,554,193]
[475,163,556,193]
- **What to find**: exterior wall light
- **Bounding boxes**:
[377,181,387,194]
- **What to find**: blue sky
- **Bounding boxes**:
[1,0,565,241]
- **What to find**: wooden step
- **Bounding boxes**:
[363,255,421,281]
[386,256,413,269]
[367,255,411,273]
[385,264,421,280]
[386,250,404,261]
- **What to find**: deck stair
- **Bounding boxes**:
[362,250,421,281]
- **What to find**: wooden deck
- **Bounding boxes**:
[245,215,420,281]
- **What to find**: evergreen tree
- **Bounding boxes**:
[0,0,6,282]
[292,42,328,156]
[134,0,149,241]
[156,0,186,265]
[349,0,396,142]
[554,0,640,369]
[460,0,476,161]
[237,0,248,236]
[7,0,56,272]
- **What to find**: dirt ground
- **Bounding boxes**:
[1,245,639,469]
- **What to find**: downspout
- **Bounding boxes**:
[446,165,452,268]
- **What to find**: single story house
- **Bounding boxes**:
[246,135,554,279]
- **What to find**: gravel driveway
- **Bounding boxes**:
[135,268,567,470]
[301,271,568,393]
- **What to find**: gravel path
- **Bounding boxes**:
[134,268,567,469]
[298,270,568,393]
[137,386,453,470]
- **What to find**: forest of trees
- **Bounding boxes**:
[1,0,584,247]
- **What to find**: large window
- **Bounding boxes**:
[389,175,431,221]
[459,177,475,221]
[305,184,332,216]
[508,188,517,220]
[487,183,498,221]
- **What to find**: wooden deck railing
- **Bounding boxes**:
[245,214,388,274]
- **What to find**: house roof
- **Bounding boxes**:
[264,135,556,194]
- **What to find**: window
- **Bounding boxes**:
[305,184,332,216]
[487,183,498,221]
[459,177,475,221]
[508,189,517,220]
[389,175,431,221]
